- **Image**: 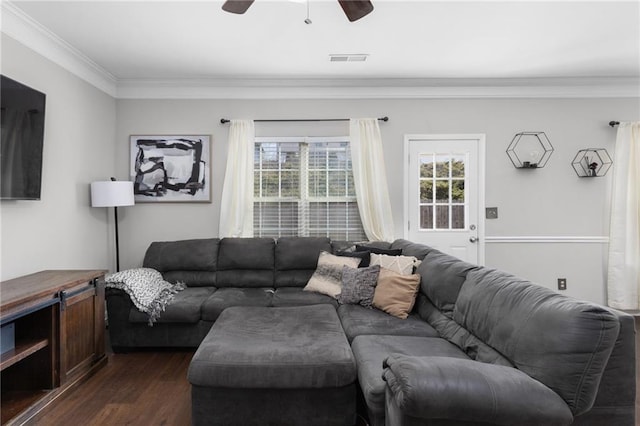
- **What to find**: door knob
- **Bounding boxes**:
[469,236,478,243]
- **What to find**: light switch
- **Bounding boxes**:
[486,207,498,219]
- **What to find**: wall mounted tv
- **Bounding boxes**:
[1,75,46,200]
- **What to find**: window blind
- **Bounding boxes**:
[254,137,366,241]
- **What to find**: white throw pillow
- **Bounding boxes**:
[303,251,361,298]
[370,253,421,275]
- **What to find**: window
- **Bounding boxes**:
[254,137,366,240]
[419,153,467,230]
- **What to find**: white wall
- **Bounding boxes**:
[115,97,638,304]
[0,35,117,280]
[2,34,636,304]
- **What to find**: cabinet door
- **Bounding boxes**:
[59,278,105,384]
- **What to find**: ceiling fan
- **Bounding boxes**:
[222,0,374,22]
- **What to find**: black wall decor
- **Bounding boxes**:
[571,148,612,177]
[506,131,554,169]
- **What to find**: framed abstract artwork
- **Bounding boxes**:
[130,135,211,202]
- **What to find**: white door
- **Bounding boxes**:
[405,135,485,264]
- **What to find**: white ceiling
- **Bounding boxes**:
[4,0,640,97]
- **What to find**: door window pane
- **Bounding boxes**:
[435,181,449,203]
[436,155,450,178]
[420,206,433,229]
[420,181,433,203]
[452,205,465,229]
[435,206,449,229]
[451,156,465,177]
[452,180,464,202]
[420,156,434,178]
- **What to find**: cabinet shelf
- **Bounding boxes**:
[0,338,49,371]
[1,270,107,425]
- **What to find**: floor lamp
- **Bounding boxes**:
[91,178,135,272]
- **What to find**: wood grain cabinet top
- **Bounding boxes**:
[1,269,108,426]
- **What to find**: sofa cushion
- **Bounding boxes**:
[383,355,573,426]
[455,267,621,416]
[272,287,338,308]
[415,293,513,366]
[128,287,215,324]
[417,250,478,317]
[372,269,421,319]
[338,265,380,307]
[274,237,332,288]
[201,287,274,321]
[352,335,469,419]
[303,251,361,298]
[143,238,219,287]
[216,238,275,288]
[390,239,436,260]
[337,304,438,343]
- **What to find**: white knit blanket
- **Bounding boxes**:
[105,268,185,326]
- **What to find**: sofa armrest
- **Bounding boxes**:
[383,355,573,426]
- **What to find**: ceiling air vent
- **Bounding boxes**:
[329,54,369,62]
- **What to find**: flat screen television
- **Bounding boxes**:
[1,75,46,200]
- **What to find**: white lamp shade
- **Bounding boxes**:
[91,181,135,207]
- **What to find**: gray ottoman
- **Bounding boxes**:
[188,305,357,426]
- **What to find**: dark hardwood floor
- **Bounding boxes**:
[33,350,194,425]
[32,317,640,425]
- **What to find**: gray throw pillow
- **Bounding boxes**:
[338,265,381,308]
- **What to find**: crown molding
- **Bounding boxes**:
[2,1,638,100]
[115,77,640,99]
[1,1,117,96]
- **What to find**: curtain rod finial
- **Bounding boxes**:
[609,121,620,127]
[220,118,230,124]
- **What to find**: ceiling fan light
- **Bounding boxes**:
[337,0,374,22]
[221,0,255,15]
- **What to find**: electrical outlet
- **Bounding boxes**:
[557,278,567,291]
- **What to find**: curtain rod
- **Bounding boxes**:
[609,121,620,127]
[220,117,389,124]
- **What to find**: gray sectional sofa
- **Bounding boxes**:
[105,237,636,426]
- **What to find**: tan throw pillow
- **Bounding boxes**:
[372,268,421,319]
[370,253,421,275]
[303,251,361,298]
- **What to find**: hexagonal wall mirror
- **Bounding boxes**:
[506,132,554,169]
[571,148,613,177]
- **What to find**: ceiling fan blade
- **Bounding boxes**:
[222,0,255,14]
[338,0,374,22]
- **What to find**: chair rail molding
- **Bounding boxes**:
[485,236,609,244]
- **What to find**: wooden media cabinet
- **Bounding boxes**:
[0,270,107,425]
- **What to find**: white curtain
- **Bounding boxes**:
[607,122,640,310]
[219,120,255,237]
[349,118,394,242]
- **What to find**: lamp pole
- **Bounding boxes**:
[114,205,121,271]
[110,177,122,272]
